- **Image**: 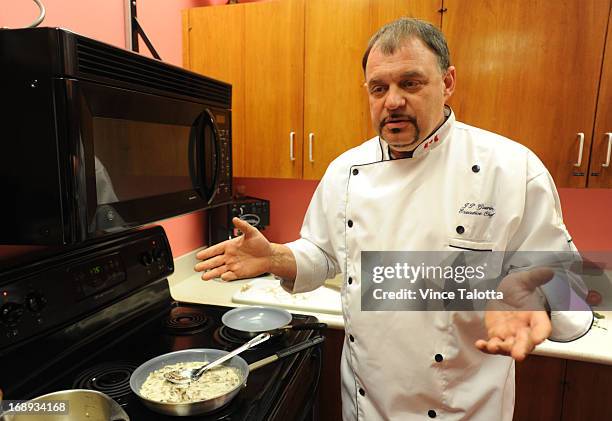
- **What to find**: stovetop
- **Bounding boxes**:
[0,227,322,421]
[3,301,320,421]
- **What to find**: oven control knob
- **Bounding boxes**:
[25,293,47,313]
[140,252,154,266]
[0,302,25,325]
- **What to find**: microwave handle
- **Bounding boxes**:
[201,109,221,204]
[188,115,202,193]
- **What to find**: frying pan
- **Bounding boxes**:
[221,306,327,338]
[129,336,324,416]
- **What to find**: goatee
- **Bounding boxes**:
[379,114,420,147]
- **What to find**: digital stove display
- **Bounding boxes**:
[71,253,126,300]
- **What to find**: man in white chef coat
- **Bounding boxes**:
[195,18,593,420]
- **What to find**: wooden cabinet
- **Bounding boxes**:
[185,1,306,179]
[514,355,566,421]
[184,0,441,180]
[185,0,612,185]
[587,8,612,188]
[243,0,305,178]
[514,355,612,421]
[561,359,612,420]
[442,0,612,188]
[302,0,372,180]
[185,0,305,178]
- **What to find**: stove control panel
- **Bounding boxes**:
[0,226,174,350]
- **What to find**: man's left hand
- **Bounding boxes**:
[475,268,554,361]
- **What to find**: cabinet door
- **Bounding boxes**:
[303,0,442,180]
[243,0,304,179]
[303,0,372,180]
[513,355,566,421]
[587,7,612,188]
[562,360,612,420]
[442,0,610,188]
[183,5,246,176]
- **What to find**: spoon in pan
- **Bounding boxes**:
[164,332,271,385]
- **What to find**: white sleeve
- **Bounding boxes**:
[283,238,337,293]
[507,154,593,342]
[549,310,594,342]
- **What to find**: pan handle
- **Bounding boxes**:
[277,335,325,358]
[290,322,327,331]
[248,336,325,371]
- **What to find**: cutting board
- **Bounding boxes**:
[231,277,342,315]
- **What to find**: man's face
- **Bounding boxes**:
[365,37,455,156]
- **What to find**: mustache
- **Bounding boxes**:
[379,114,418,132]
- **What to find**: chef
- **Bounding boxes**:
[195,18,593,420]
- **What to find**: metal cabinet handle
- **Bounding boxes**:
[573,132,584,167]
[308,133,314,162]
[602,132,612,168]
[289,131,296,161]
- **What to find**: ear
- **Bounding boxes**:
[443,66,456,100]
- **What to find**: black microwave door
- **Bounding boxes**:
[72,81,217,236]
[190,110,221,205]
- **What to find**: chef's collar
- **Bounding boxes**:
[379,106,454,161]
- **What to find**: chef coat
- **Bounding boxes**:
[284,108,593,421]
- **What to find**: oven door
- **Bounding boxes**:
[65,79,227,238]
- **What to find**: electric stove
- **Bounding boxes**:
[0,227,322,420]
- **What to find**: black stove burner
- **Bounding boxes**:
[73,361,138,406]
[214,326,283,349]
[164,306,210,335]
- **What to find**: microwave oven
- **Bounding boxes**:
[0,28,233,245]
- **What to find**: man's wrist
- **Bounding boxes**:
[268,243,297,281]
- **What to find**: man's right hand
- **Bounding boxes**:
[195,217,273,281]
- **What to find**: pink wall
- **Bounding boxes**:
[234,178,319,244]
[558,188,612,252]
[0,0,219,67]
[1,1,125,50]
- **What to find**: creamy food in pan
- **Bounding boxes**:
[140,361,242,403]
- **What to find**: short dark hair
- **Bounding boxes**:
[362,18,451,74]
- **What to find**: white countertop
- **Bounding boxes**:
[168,248,612,365]
[168,248,345,329]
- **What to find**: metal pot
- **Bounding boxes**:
[0,389,129,421]
[129,336,324,416]
[221,306,327,339]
